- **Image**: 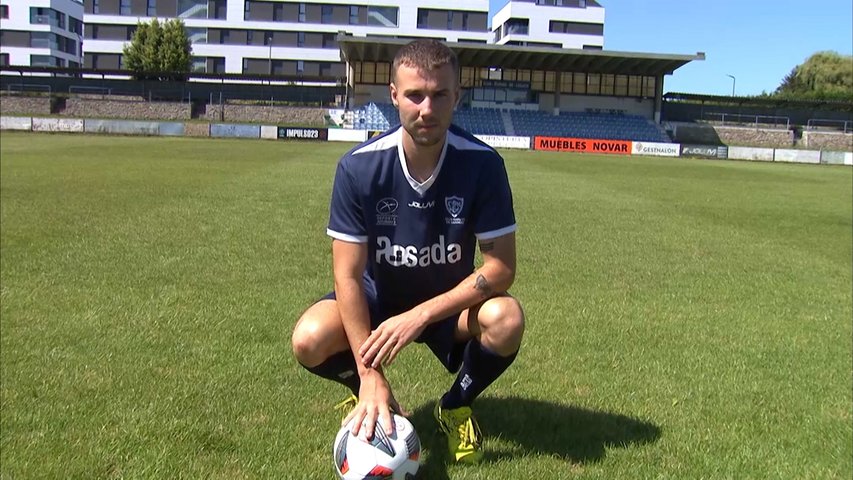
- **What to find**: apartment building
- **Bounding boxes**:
[491,0,604,49]
[1,0,610,76]
[0,0,85,68]
[78,0,492,76]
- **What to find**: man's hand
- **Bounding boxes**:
[359,309,428,368]
[343,369,408,440]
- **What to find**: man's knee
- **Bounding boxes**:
[291,315,321,366]
[292,301,345,367]
[478,296,525,354]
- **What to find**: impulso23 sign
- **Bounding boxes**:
[534,136,631,155]
[277,127,328,140]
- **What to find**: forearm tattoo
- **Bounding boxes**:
[479,240,495,253]
[474,274,493,298]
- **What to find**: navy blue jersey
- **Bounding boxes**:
[327,124,516,316]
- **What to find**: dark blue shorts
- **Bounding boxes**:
[320,289,467,373]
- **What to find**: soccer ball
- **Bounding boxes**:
[333,414,420,479]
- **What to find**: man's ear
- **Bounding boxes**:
[389,82,398,108]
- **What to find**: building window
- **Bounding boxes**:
[244,0,250,19]
[321,5,332,23]
[120,0,131,15]
[322,33,336,48]
[191,57,206,72]
[31,54,59,67]
[296,60,304,73]
[349,6,358,24]
[368,6,397,27]
[416,9,428,29]
[147,0,156,16]
[247,30,253,44]
[297,31,305,47]
[298,3,305,22]
[580,0,586,7]
[0,5,8,19]
[220,30,229,44]
[211,57,225,73]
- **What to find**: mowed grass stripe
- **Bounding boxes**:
[1,132,850,479]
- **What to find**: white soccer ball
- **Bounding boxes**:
[332,414,420,480]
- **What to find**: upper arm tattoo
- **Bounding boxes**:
[479,240,495,253]
[474,274,493,298]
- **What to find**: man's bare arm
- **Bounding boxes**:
[359,232,516,366]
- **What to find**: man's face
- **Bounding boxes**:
[390,63,459,149]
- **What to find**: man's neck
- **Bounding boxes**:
[402,134,445,182]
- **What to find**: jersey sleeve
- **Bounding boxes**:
[327,160,368,243]
[473,155,517,240]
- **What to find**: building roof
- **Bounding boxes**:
[338,36,703,77]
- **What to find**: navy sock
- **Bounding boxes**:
[301,350,360,395]
[441,339,519,409]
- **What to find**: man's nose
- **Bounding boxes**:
[420,96,434,116]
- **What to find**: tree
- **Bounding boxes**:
[123,18,192,81]
[774,51,853,101]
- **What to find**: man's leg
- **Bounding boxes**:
[291,299,360,395]
[434,295,525,462]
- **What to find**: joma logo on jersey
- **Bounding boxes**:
[376,235,462,267]
[408,200,435,209]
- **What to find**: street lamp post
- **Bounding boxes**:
[268,33,273,76]
[726,74,736,96]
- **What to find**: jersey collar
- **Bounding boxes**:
[397,128,448,197]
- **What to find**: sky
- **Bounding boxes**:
[488,0,853,96]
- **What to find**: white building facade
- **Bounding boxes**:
[491,0,604,49]
[0,0,85,68]
[2,0,609,76]
[78,0,492,75]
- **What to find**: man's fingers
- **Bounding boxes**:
[379,406,394,435]
[350,407,366,437]
[363,407,377,440]
[372,335,400,368]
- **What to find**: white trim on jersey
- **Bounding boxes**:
[326,228,368,243]
[447,129,494,153]
[476,223,517,241]
[398,134,448,196]
[352,128,400,155]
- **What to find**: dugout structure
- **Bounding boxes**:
[338,36,703,123]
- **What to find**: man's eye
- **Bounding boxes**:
[408,94,424,103]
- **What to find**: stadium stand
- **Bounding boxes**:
[511,110,671,142]
[351,102,669,141]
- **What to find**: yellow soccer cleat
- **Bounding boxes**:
[433,402,483,463]
[334,393,358,420]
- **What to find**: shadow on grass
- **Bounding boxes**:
[408,397,661,479]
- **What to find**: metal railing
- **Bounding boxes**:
[704,112,790,130]
[69,85,112,96]
[4,83,51,94]
[806,119,851,133]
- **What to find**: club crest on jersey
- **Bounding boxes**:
[376,197,398,226]
[445,196,465,225]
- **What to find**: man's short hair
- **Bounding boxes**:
[391,39,459,83]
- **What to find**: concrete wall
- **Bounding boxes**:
[713,126,794,148]
[802,131,853,151]
[202,104,326,125]
[63,99,191,120]
[0,95,52,115]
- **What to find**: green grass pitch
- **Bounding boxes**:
[1,132,851,479]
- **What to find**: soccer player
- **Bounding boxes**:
[291,39,524,464]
